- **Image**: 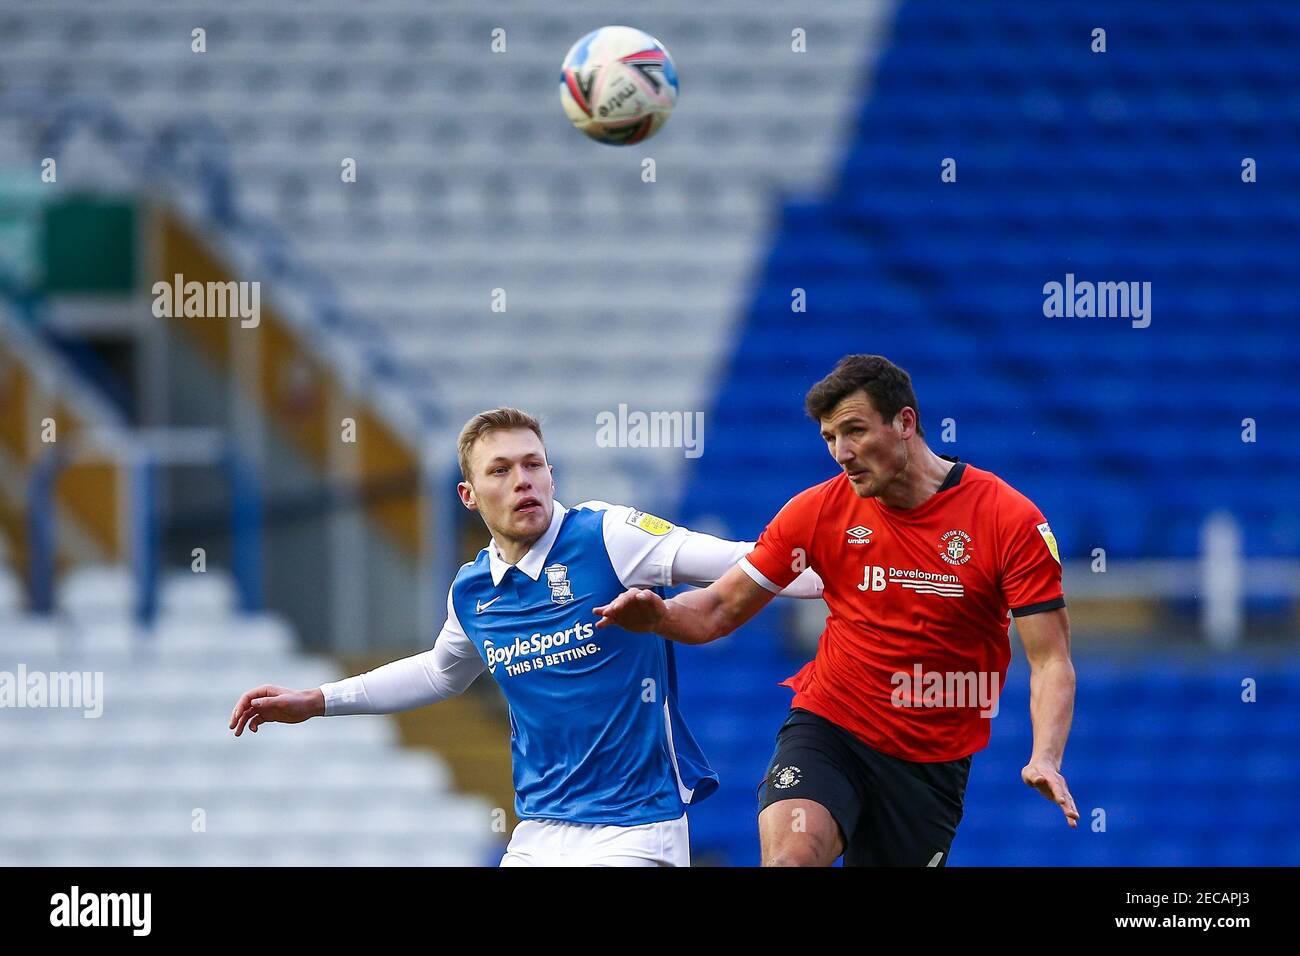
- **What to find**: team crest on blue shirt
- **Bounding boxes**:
[544,563,574,604]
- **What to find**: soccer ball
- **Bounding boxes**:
[559,26,678,146]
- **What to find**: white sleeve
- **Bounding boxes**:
[583,501,692,589]
[320,590,485,716]
[670,531,825,598]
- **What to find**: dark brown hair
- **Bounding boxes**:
[804,354,924,438]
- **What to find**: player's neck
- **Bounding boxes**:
[493,530,543,565]
[877,444,954,511]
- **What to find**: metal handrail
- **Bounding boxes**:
[2,92,443,433]
[26,429,263,623]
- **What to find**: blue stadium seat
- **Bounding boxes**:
[676,0,1300,865]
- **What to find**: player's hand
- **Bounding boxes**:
[1021,757,1079,827]
[229,685,324,736]
[593,588,667,632]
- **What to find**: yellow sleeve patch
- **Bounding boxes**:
[1036,522,1060,564]
[628,510,674,536]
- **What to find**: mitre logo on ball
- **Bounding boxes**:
[559,26,678,145]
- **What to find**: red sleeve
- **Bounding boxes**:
[998,488,1065,617]
[741,486,823,593]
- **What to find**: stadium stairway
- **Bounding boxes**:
[0,566,500,866]
[0,301,131,581]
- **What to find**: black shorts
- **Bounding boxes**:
[756,708,972,866]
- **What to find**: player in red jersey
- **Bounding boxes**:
[595,354,1078,866]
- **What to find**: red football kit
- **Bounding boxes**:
[740,459,1064,763]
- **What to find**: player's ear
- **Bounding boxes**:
[895,407,917,438]
[457,480,478,511]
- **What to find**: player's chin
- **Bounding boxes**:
[510,506,548,532]
[847,476,875,498]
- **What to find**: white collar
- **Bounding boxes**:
[487,500,568,586]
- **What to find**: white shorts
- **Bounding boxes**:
[499,812,690,867]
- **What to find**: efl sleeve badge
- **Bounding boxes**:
[1035,521,1061,564]
[627,510,674,536]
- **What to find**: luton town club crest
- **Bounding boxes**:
[544,563,574,605]
[771,766,803,789]
[940,529,973,565]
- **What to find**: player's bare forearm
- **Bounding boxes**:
[659,586,737,644]
[1018,607,1075,764]
[1027,654,1075,765]
[594,563,776,644]
[1015,606,1080,826]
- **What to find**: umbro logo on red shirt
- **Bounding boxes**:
[846,525,873,544]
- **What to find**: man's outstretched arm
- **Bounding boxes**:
[594,562,777,645]
[668,528,823,598]
[1016,606,1079,828]
[590,502,822,598]
[229,623,485,735]
[318,632,486,716]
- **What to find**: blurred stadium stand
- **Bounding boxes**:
[676,0,1300,864]
[684,0,1300,562]
[1,0,1297,866]
[675,632,1300,865]
[0,0,885,511]
[0,567,496,865]
[0,301,130,580]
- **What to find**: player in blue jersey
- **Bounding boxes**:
[229,407,822,866]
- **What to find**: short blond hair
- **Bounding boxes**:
[457,407,547,482]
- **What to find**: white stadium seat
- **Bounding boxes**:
[0,602,498,865]
[1,0,885,510]
[0,0,892,866]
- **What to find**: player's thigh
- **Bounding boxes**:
[756,710,866,866]
[758,798,842,866]
[499,818,558,866]
[581,813,691,867]
[846,751,972,867]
